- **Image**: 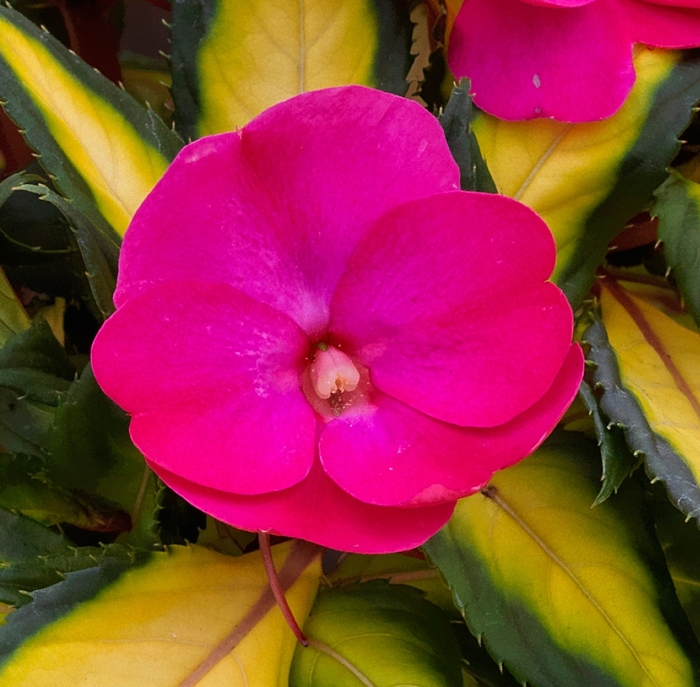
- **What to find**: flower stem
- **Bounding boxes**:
[258,532,309,646]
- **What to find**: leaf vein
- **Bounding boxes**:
[483,486,663,687]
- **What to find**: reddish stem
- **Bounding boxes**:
[258,533,309,646]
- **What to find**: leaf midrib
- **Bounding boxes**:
[483,485,662,687]
[604,280,700,422]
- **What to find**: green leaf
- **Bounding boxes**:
[43,365,161,548]
[16,183,118,321]
[0,453,130,533]
[0,319,74,456]
[328,552,457,615]
[171,0,414,139]
[587,280,700,525]
[0,267,29,351]
[120,55,174,127]
[439,79,496,194]
[0,312,72,381]
[653,169,700,327]
[290,581,463,687]
[196,516,257,557]
[577,379,640,504]
[452,622,521,687]
[0,6,182,236]
[327,557,522,685]
[0,548,149,665]
[0,508,134,609]
[0,541,321,686]
[649,481,700,639]
[473,48,700,306]
[424,432,700,687]
[0,174,32,346]
[0,508,77,608]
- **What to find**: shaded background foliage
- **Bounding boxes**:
[0,1,698,685]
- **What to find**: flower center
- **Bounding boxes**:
[302,343,371,421]
[309,344,360,400]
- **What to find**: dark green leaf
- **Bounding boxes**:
[578,379,640,504]
[453,621,521,687]
[16,184,118,321]
[653,169,700,327]
[0,508,74,608]
[439,79,496,193]
[0,320,74,455]
[0,317,73,380]
[0,507,136,609]
[44,365,160,548]
[648,480,700,640]
[0,453,130,533]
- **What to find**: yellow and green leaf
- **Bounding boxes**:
[585,279,700,525]
[0,6,182,237]
[326,556,523,686]
[424,433,700,687]
[171,0,415,139]
[0,541,321,686]
[473,48,700,306]
[290,581,463,687]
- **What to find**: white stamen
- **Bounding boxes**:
[310,346,360,400]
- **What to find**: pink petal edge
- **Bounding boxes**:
[319,344,584,506]
[151,459,456,554]
[616,0,700,47]
[115,86,459,336]
[92,280,317,495]
[449,0,635,121]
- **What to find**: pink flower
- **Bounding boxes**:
[448,0,700,122]
[91,86,583,553]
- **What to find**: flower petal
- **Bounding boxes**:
[320,344,584,506]
[151,460,456,554]
[92,280,317,494]
[635,0,700,9]
[330,192,573,427]
[448,0,634,121]
[521,0,594,5]
[115,86,459,335]
[617,0,700,47]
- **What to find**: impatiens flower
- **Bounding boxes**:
[448,0,700,122]
[91,86,584,553]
